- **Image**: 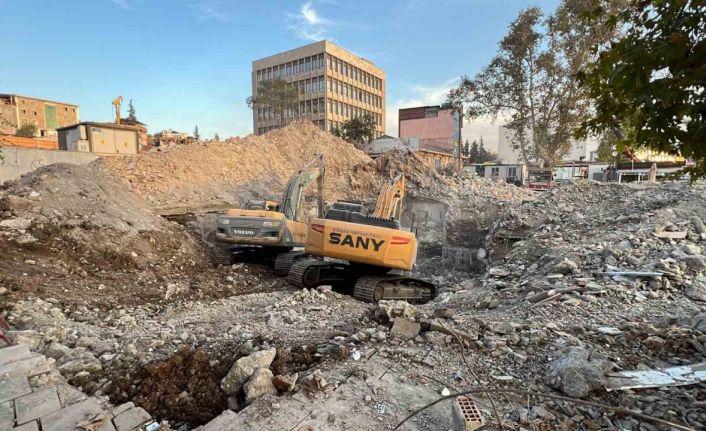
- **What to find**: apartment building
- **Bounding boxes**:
[252,40,386,137]
[0,94,79,137]
[399,104,461,154]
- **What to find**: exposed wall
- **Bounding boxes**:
[0,147,98,183]
[399,108,458,153]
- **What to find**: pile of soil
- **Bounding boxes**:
[101,121,377,207]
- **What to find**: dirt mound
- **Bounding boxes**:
[101,121,376,208]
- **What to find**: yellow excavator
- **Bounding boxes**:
[212,155,325,271]
[287,175,436,303]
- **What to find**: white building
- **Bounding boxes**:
[497,126,599,164]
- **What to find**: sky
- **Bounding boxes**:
[0,0,562,150]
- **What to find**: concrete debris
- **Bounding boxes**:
[243,368,278,404]
[545,347,612,398]
[373,300,417,323]
[271,373,298,392]
[220,348,277,395]
[685,274,706,302]
[390,318,421,340]
[606,362,706,391]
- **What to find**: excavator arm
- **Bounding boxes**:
[372,175,405,220]
[280,154,325,222]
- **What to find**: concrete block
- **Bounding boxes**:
[110,402,134,418]
[0,401,14,430]
[391,318,421,340]
[15,386,61,425]
[112,407,151,431]
[0,376,32,403]
[12,420,38,431]
[0,346,31,367]
[41,399,115,431]
[0,355,51,378]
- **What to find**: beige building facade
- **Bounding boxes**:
[252,40,386,137]
[0,94,79,137]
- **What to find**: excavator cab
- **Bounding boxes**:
[287,175,436,303]
[212,155,325,267]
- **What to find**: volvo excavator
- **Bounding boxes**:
[212,155,325,271]
[287,175,436,303]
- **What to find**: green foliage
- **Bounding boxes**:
[247,78,299,125]
[127,99,137,121]
[214,132,220,141]
[578,0,706,180]
[467,137,497,163]
[448,0,619,167]
[330,115,376,146]
[193,125,200,141]
[15,123,38,138]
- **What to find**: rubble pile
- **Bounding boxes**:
[101,121,377,207]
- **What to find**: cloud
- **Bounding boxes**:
[287,2,334,41]
[190,2,234,23]
[386,78,458,137]
[110,0,131,10]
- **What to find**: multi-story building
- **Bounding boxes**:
[398,104,461,154]
[497,125,599,164]
[0,94,79,137]
[252,40,386,138]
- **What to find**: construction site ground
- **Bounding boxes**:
[1,122,705,430]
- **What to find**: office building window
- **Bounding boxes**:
[287,63,292,76]
[326,55,332,69]
[306,57,311,71]
[293,62,298,74]
[311,77,318,93]
[319,78,325,92]
[318,54,324,69]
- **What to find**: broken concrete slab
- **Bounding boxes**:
[0,355,52,379]
[390,318,420,340]
[12,420,39,431]
[0,345,32,368]
[0,375,32,403]
[606,362,706,391]
[244,368,278,404]
[112,406,151,431]
[654,230,688,239]
[14,386,61,425]
[685,275,706,302]
[40,398,115,431]
[0,400,14,430]
[545,347,611,398]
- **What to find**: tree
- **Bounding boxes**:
[15,123,38,138]
[462,139,470,157]
[448,1,619,167]
[214,133,220,141]
[193,125,200,141]
[478,137,497,162]
[247,78,299,127]
[127,99,137,122]
[330,115,376,146]
[578,0,706,180]
[469,140,480,162]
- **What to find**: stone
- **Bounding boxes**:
[58,354,102,375]
[0,375,32,403]
[373,300,416,323]
[15,386,61,425]
[682,244,702,256]
[532,405,556,420]
[0,355,51,379]
[244,368,277,404]
[545,347,611,398]
[597,327,622,336]
[682,255,706,272]
[8,331,43,351]
[220,348,276,395]
[0,218,32,230]
[390,318,420,340]
[227,396,239,411]
[110,402,134,417]
[45,343,71,360]
[113,406,151,431]
[691,216,706,234]
[272,373,298,392]
[489,267,510,277]
[643,336,666,350]
[40,395,111,431]
[685,275,706,302]
[553,258,578,275]
[655,230,688,239]
[691,312,706,333]
[433,308,454,319]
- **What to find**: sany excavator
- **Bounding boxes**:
[212,155,325,270]
[287,175,436,303]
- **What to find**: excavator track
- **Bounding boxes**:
[286,259,327,288]
[353,275,435,304]
[274,251,305,277]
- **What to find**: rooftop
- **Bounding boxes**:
[55,121,141,131]
[252,40,380,70]
[0,93,79,107]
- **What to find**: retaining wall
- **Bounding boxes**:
[0,147,99,183]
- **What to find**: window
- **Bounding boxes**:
[32,111,37,116]
[327,55,332,69]
[306,79,311,93]
[293,62,298,75]
[287,63,292,76]
[318,54,324,69]
[306,57,311,71]
[491,167,500,177]
[312,77,318,93]
[313,99,319,114]
[508,167,517,178]
[21,109,26,114]
[319,78,325,92]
